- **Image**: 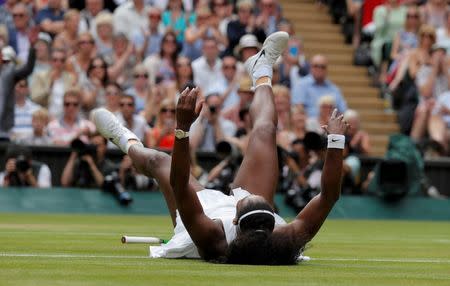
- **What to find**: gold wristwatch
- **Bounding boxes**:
[174,129,189,139]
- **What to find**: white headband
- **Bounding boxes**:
[238,210,275,225]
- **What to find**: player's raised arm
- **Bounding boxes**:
[170,87,225,258]
[280,109,347,243]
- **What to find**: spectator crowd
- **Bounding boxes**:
[0,0,447,201]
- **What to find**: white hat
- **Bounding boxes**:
[234,34,261,57]
[1,46,16,61]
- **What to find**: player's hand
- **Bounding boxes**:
[176,87,203,131]
[322,109,348,135]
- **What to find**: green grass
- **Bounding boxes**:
[1,213,449,286]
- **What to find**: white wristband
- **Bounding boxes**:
[327,134,345,149]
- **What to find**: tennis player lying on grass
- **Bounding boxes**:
[92,31,348,265]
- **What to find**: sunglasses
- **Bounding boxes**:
[79,40,94,45]
[223,65,236,69]
[312,64,327,69]
[13,13,26,18]
[160,108,176,114]
[134,74,149,78]
[64,102,79,107]
[120,102,134,107]
[92,64,105,69]
[149,14,161,19]
[52,57,65,63]
[106,91,119,96]
[407,14,419,18]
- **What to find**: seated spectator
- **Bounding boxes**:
[371,0,407,83]
[67,32,97,87]
[192,36,224,93]
[190,92,237,152]
[11,79,40,142]
[18,108,52,146]
[436,8,450,53]
[83,56,109,111]
[222,75,254,128]
[125,64,151,114]
[211,0,235,41]
[277,105,308,151]
[143,31,179,85]
[184,6,225,61]
[420,0,447,29]
[35,0,66,37]
[344,109,371,155]
[119,154,155,191]
[61,133,117,188]
[273,84,291,131]
[341,140,362,194]
[8,3,33,63]
[31,48,76,119]
[217,55,240,109]
[409,40,449,144]
[133,7,163,60]
[234,33,261,63]
[0,144,52,187]
[225,0,266,56]
[162,0,195,43]
[113,0,148,37]
[256,0,282,36]
[29,32,51,82]
[145,98,176,151]
[53,9,80,56]
[118,94,150,143]
[387,5,421,84]
[47,88,96,145]
[104,81,122,116]
[306,95,336,135]
[291,54,347,118]
[105,32,137,89]
[141,79,168,127]
[94,11,114,58]
[173,56,194,93]
[78,0,106,37]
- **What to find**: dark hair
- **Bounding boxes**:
[87,56,109,86]
[160,31,181,65]
[226,231,303,265]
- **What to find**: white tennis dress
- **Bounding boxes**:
[149,188,287,258]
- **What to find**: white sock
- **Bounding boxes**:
[119,133,142,154]
[253,65,272,85]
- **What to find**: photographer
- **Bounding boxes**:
[0,144,51,188]
[61,133,117,188]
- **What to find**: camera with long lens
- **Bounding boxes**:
[103,171,133,206]
[16,155,31,172]
[71,138,97,157]
[205,141,243,194]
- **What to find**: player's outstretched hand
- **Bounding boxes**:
[176,87,203,131]
[322,109,348,135]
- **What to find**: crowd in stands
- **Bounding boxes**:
[0,0,447,202]
[330,0,450,157]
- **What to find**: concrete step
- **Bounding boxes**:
[359,111,397,123]
[347,97,384,109]
[370,135,390,145]
[299,32,344,42]
[365,123,400,134]
[342,86,380,97]
[331,76,372,87]
[304,43,353,54]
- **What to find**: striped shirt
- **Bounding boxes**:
[47,117,96,145]
[11,99,40,141]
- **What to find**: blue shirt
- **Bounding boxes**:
[35,7,64,25]
[291,74,347,117]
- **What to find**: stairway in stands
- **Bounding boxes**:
[280,0,399,156]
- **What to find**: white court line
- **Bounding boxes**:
[1,253,450,264]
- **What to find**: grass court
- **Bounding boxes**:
[1,213,449,286]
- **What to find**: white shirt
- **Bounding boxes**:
[436,28,450,54]
[192,56,224,94]
[49,77,65,119]
[16,31,30,63]
[113,1,149,37]
[432,91,450,127]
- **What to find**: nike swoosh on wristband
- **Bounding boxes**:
[331,139,340,142]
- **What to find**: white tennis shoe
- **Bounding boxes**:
[244,31,289,86]
[91,108,141,154]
